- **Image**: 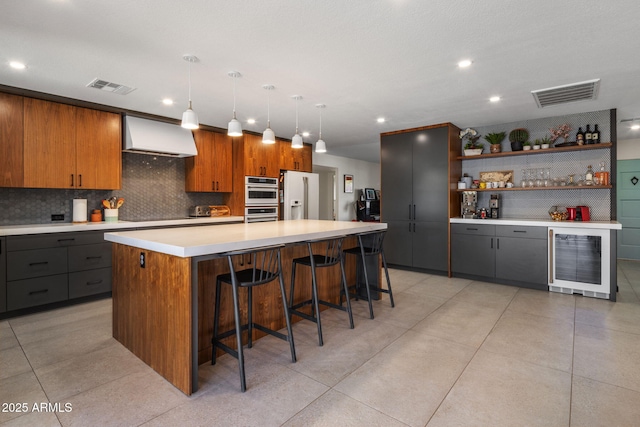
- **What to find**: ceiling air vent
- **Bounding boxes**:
[87,78,136,95]
[531,79,600,108]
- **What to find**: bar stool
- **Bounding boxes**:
[211,245,296,392]
[341,230,394,319]
[288,238,353,346]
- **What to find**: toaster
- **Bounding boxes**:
[189,205,211,217]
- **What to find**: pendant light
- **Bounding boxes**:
[181,55,199,130]
[262,85,276,144]
[291,95,303,148]
[315,104,327,153]
[227,71,243,137]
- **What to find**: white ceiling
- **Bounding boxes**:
[2,0,640,163]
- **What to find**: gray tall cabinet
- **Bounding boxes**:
[380,123,461,273]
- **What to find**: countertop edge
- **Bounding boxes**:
[105,221,388,258]
[0,216,245,236]
[449,217,622,230]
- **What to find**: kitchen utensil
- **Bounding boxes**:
[116,197,124,209]
[109,196,117,209]
[102,199,111,209]
[566,207,577,221]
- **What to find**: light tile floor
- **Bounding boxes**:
[2,261,640,426]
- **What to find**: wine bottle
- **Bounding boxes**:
[592,124,600,144]
[576,127,585,145]
[585,125,592,144]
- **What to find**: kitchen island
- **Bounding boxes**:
[104,220,386,395]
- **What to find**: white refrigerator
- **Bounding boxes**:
[280,171,320,220]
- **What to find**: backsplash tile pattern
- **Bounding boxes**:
[0,153,224,225]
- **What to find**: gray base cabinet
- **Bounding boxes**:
[452,223,548,288]
[4,231,112,315]
[0,237,6,313]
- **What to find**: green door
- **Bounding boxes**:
[617,159,640,260]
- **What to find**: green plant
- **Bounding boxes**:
[523,141,531,146]
[484,131,506,145]
[540,136,552,145]
[464,141,484,150]
[509,128,529,143]
[533,139,541,146]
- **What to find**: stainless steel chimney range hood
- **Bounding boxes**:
[124,115,198,157]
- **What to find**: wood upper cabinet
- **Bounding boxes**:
[243,133,279,177]
[23,98,77,188]
[279,139,312,172]
[21,97,121,189]
[75,107,122,189]
[0,93,24,187]
[185,129,233,192]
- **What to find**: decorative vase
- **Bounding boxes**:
[490,144,501,153]
[510,141,523,151]
[464,148,483,156]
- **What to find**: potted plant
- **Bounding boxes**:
[533,139,541,150]
[540,136,551,149]
[460,128,483,156]
[509,128,529,151]
[484,131,506,153]
[522,141,532,151]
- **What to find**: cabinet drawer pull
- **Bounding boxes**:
[70,174,74,187]
[216,181,220,191]
[86,279,103,286]
[491,238,493,249]
[513,230,527,233]
[57,238,76,243]
[29,289,49,296]
[79,174,82,187]
[28,261,49,266]
[466,227,478,231]
[86,256,102,260]
[497,238,500,250]
[212,181,215,191]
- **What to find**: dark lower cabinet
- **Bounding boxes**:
[3,231,112,317]
[0,237,6,313]
[451,223,548,289]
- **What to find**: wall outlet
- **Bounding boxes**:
[51,214,64,221]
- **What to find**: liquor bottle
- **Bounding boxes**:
[585,165,594,185]
[592,124,600,144]
[576,127,585,145]
[585,125,592,144]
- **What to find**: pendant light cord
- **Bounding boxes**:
[295,97,299,133]
[267,88,271,127]
[187,60,192,106]
[232,75,237,117]
[319,107,322,139]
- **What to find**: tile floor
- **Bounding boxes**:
[2,261,640,426]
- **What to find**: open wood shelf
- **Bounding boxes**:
[456,185,612,192]
[456,142,612,160]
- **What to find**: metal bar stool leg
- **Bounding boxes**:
[277,251,296,363]
[247,286,253,348]
[228,257,247,392]
[212,277,222,365]
[381,249,394,307]
[339,253,355,328]
[308,243,324,346]
[359,244,375,319]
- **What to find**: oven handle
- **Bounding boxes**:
[549,229,554,284]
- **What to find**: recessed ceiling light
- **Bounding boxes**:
[302,131,310,137]
[247,118,256,124]
[9,61,26,70]
[377,117,386,123]
[489,96,500,102]
[458,59,472,68]
[162,98,174,105]
[631,124,640,130]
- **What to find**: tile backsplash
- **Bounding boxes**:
[0,153,225,225]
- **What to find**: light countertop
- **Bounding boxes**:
[0,216,245,236]
[104,219,387,258]
[450,217,622,230]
